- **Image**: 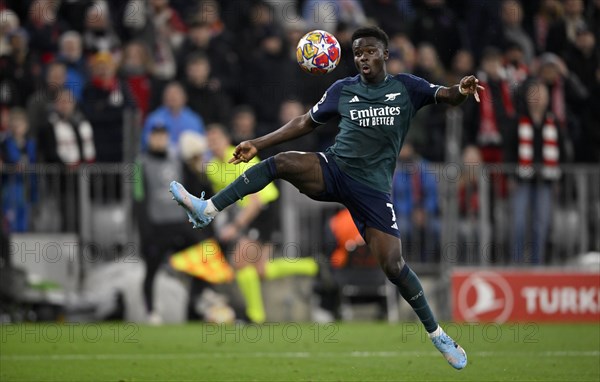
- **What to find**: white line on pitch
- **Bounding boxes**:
[1,351,599,361]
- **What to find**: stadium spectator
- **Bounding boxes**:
[142,81,204,151]
[235,2,280,69]
[464,47,516,263]
[183,53,232,125]
[179,130,213,201]
[82,1,121,56]
[562,26,597,162]
[0,27,38,108]
[484,0,535,64]
[506,80,566,264]
[56,0,92,33]
[26,61,67,139]
[411,0,466,69]
[148,0,186,81]
[229,106,259,146]
[117,0,154,44]
[25,0,66,63]
[588,0,600,42]
[119,41,154,119]
[410,44,447,161]
[262,99,318,158]
[1,108,37,232]
[535,53,588,161]
[241,27,295,124]
[133,124,203,325]
[38,88,95,166]
[362,0,414,36]
[56,31,86,101]
[546,0,586,56]
[503,42,530,92]
[530,0,565,53]
[389,33,417,74]
[385,51,405,77]
[176,21,240,101]
[581,67,600,163]
[392,142,441,263]
[461,0,503,62]
[413,43,446,87]
[466,47,515,163]
[564,24,598,90]
[447,50,475,86]
[39,88,95,232]
[81,51,136,163]
[0,9,20,57]
[457,145,483,263]
[188,0,225,35]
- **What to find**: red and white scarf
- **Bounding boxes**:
[477,73,515,146]
[517,115,560,180]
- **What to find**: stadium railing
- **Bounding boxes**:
[2,162,597,268]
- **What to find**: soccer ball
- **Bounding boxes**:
[296,30,341,75]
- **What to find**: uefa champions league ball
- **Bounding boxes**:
[296,30,341,75]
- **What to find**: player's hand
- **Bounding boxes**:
[229,141,258,164]
[459,75,485,103]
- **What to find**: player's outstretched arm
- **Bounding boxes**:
[229,112,317,164]
[436,75,484,106]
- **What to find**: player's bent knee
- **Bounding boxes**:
[379,251,405,280]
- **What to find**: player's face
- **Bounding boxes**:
[352,37,388,83]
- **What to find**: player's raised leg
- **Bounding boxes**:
[366,227,467,370]
[170,152,325,229]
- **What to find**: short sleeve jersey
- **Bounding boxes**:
[309,74,441,193]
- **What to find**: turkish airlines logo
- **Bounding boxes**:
[458,272,514,323]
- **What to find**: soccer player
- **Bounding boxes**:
[170,26,483,370]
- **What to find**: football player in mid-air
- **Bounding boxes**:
[170,26,483,370]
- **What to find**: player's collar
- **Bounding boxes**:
[360,74,391,88]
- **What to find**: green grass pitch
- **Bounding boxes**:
[1,322,599,381]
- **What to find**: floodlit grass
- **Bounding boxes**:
[1,322,599,381]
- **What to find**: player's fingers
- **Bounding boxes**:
[474,91,481,103]
[477,85,485,91]
[229,152,239,163]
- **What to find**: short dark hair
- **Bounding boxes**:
[351,26,389,48]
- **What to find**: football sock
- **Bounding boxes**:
[428,325,443,338]
[236,266,266,324]
[211,157,278,211]
[204,200,218,217]
[388,264,439,333]
[263,258,319,280]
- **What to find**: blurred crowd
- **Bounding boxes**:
[1,0,599,261]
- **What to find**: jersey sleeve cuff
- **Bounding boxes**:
[433,86,442,104]
[309,110,326,125]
